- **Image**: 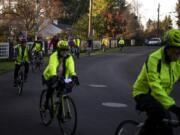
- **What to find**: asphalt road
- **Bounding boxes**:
[1,46,180,135]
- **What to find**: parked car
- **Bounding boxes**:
[146,38,162,46]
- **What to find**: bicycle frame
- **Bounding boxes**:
[31,52,42,71]
[51,91,72,120]
[40,86,77,135]
[17,63,25,96]
[17,64,24,82]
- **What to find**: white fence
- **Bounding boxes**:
[0,42,34,59]
[0,43,9,59]
[80,40,118,50]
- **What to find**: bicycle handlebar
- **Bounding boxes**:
[163,118,180,127]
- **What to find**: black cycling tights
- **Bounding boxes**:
[14,62,29,80]
[135,94,174,135]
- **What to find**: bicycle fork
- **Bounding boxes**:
[62,96,72,120]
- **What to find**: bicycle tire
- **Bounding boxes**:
[39,89,53,126]
[18,71,24,96]
[32,56,41,72]
[32,60,39,72]
[115,120,141,135]
[31,64,34,72]
[57,96,77,135]
[31,57,35,73]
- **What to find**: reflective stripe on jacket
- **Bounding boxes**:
[132,47,180,109]
[43,51,76,80]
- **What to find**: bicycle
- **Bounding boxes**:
[118,44,124,52]
[16,62,25,96]
[86,45,92,56]
[101,44,106,52]
[74,46,80,59]
[115,117,180,135]
[39,80,77,135]
[31,51,43,72]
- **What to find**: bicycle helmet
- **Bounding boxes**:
[163,29,180,47]
[57,40,69,50]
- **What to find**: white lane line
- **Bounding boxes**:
[88,84,107,88]
[102,102,128,108]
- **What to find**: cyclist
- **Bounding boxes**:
[31,37,44,62]
[31,36,44,60]
[118,37,125,51]
[132,29,180,135]
[101,36,109,52]
[69,37,75,55]
[73,37,81,58]
[48,35,59,52]
[13,38,31,86]
[42,38,79,109]
[86,38,93,56]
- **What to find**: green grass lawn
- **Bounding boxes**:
[0,60,14,75]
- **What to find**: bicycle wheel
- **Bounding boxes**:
[17,71,24,96]
[115,120,141,135]
[35,60,41,71]
[39,89,53,126]
[33,59,39,72]
[31,56,35,72]
[57,96,77,135]
[31,62,35,72]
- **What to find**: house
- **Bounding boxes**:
[38,19,72,39]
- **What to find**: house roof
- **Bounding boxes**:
[38,19,62,39]
[38,19,72,39]
[53,23,72,31]
[39,24,63,39]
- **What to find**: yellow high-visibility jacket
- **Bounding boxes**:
[132,47,180,109]
[43,51,76,80]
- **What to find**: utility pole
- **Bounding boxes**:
[8,0,10,10]
[136,0,139,21]
[88,0,92,38]
[35,0,40,40]
[8,0,13,60]
[157,3,160,37]
[1,0,4,9]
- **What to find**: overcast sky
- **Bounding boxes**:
[126,0,178,28]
